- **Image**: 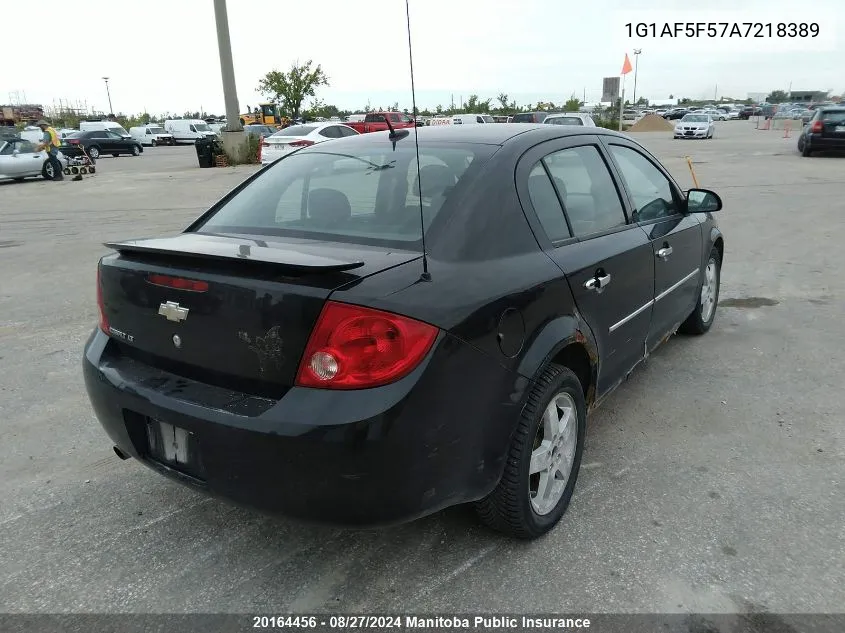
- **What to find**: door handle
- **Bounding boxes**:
[657,246,673,259]
[585,273,612,292]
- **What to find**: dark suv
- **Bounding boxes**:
[511,111,551,123]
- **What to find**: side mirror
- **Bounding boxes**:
[687,188,722,213]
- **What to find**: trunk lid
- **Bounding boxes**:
[99,233,421,396]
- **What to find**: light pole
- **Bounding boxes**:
[213,0,242,132]
[632,49,641,107]
[102,77,114,116]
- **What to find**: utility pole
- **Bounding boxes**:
[632,49,641,106]
[213,0,243,132]
[102,77,114,115]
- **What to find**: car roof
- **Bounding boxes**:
[294,123,633,149]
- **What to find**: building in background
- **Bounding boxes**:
[789,90,829,103]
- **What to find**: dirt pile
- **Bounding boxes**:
[628,114,674,132]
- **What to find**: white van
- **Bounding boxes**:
[164,119,216,144]
[451,114,495,125]
[130,124,175,146]
[80,120,131,138]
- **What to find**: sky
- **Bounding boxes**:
[3,0,842,116]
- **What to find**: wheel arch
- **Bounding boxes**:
[710,227,724,264]
[516,314,599,411]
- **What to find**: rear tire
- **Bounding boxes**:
[680,246,721,335]
[801,142,812,157]
[475,363,586,539]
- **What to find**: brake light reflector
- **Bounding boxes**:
[147,273,209,292]
[97,264,109,334]
[289,140,314,147]
[811,120,823,133]
[295,301,439,389]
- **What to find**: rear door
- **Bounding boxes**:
[517,135,655,395]
[602,138,702,352]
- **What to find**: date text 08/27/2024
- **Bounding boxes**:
[625,22,819,39]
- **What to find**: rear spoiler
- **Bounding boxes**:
[105,233,365,272]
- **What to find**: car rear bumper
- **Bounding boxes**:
[804,134,845,150]
[82,328,522,526]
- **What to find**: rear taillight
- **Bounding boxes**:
[295,301,438,389]
[69,139,80,144]
[97,264,109,334]
[147,273,209,292]
[289,140,314,147]
[811,120,823,133]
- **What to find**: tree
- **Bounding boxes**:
[257,60,329,119]
[496,93,509,111]
[564,95,581,111]
[766,90,788,103]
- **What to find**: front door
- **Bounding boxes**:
[603,139,703,351]
[517,136,655,395]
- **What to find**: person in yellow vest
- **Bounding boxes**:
[35,119,64,181]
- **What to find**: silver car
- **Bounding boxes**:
[543,113,597,127]
[0,137,68,182]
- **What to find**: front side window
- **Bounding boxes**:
[197,143,494,246]
[608,144,679,222]
[542,145,627,237]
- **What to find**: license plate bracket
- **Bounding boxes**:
[145,418,206,479]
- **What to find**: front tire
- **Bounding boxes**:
[87,146,100,160]
[475,363,586,539]
[131,145,141,156]
[680,246,721,335]
[42,161,56,179]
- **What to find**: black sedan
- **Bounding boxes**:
[797,107,845,157]
[82,124,725,539]
[61,130,143,160]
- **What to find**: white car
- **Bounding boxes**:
[543,113,597,127]
[674,114,715,139]
[0,137,68,181]
[261,122,359,164]
[726,110,741,120]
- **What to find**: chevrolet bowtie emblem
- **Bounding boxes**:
[158,301,189,322]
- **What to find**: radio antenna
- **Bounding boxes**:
[405,0,430,281]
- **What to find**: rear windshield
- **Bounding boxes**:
[272,125,317,136]
[820,110,845,123]
[547,117,583,126]
[511,113,535,123]
[196,143,496,247]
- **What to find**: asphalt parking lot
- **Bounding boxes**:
[1,123,843,618]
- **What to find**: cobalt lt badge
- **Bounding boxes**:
[172,334,182,349]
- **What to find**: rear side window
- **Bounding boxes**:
[542,146,627,237]
[820,110,845,123]
[197,144,495,246]
[527,163,571,242]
